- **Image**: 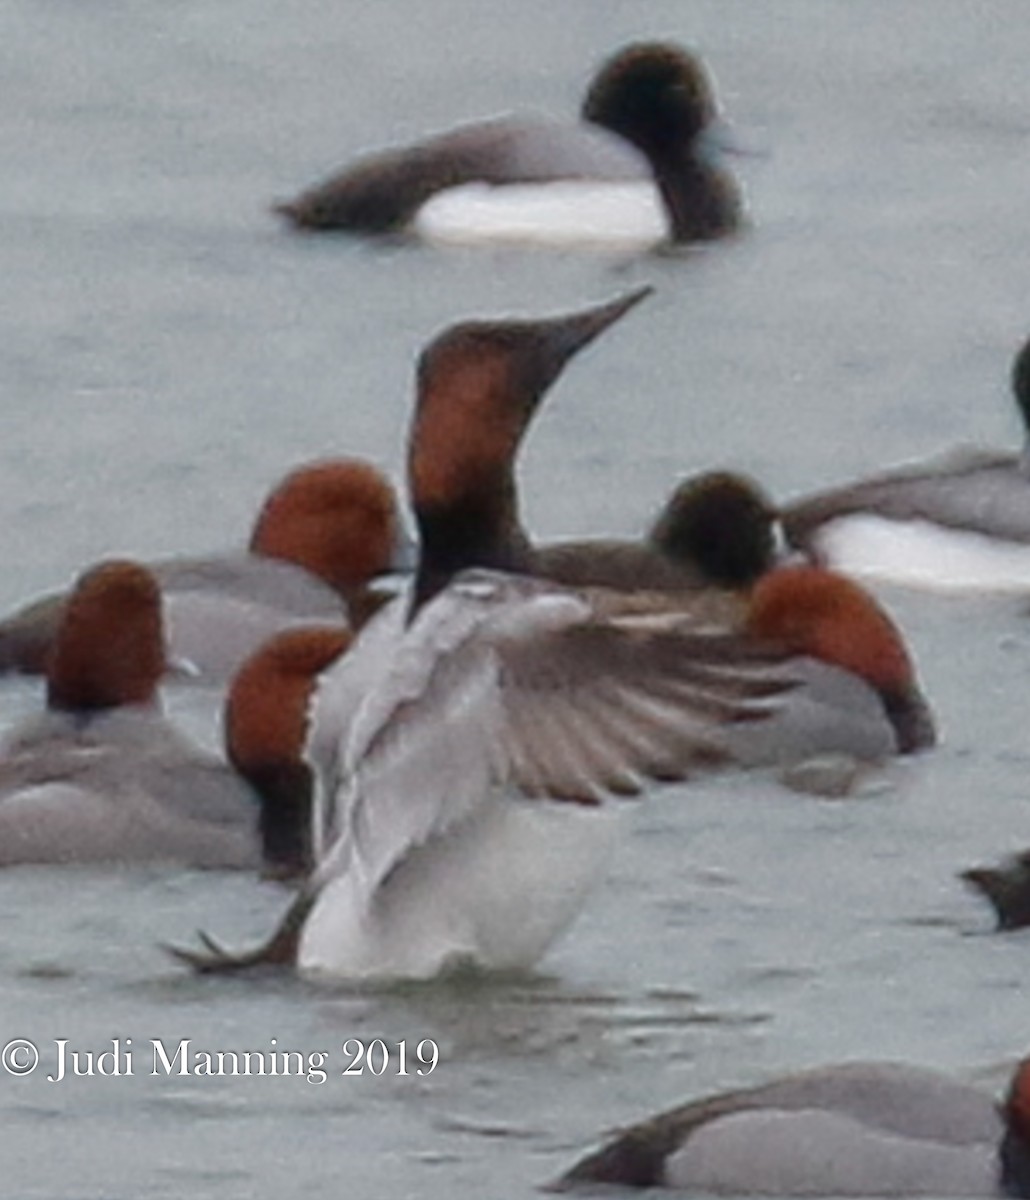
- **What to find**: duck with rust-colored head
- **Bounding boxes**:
[0,561,262,868]
[0,457,408,685]
[172,291,932,985]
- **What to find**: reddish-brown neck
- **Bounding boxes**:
[225,625,351,777]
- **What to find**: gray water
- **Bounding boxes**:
[5,1,1030,1195]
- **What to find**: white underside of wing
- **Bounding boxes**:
[297,575,640,980]
[815,513,1030,591]
[413,181,667,251]
[300,569,872,981]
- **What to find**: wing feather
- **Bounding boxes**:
[306,572,804,911]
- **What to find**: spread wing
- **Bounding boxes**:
[171,570,800,974]
[311,571,796,900]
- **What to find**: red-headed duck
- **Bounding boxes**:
[732,564,935,761]
[0,561,260,868]
[208,563,926,891]
[171,291,932,983]
[210,476,778,877]
[0,457,406,684]
[219,474,781,877]
[552,1056,1030,1196]
[783,334,1030,591]
[275,41,741,251]
[224,625,350,879]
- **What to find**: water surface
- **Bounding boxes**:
[5,2,1030,1195]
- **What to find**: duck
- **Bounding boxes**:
[275,41,741,250]
[213,561,930,894]
[224,625,350,879]
[550,1056,1030,1196]
[215,472,781,877]
[535,470,779,593]
[0,560,262,868]
[962,849,1030,931]
[211,464,782,873]
[170,289,933,984]
[782,334,1030,591]
[0,457,407,684]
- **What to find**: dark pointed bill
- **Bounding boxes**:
[536,285,653,364]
